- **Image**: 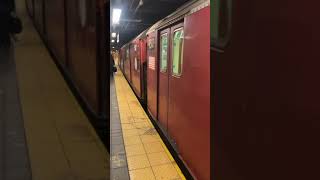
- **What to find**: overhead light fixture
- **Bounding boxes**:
[111,40,115,43]
[112,8,122,25]
[117,34,119,43]
[112,32,116,37]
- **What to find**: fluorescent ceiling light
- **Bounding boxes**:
[112,32,116,37]
[112,9,122,24]
[111,40,115,43]
[117,34,119,43]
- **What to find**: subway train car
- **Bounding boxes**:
[25,0,109,129]
[120,0,210,179]
[121,30,149,101]
[212,0,320,180]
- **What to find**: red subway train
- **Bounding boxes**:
[25,0,108,121]
[212,0,320,180]
[119,0,210,179]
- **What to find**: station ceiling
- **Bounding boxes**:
[110,0,190,48]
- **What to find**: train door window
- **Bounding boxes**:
[211,0,232,49]
[160,33,168,73]
[172,28,184,77]
[126,49,129,61]
[134,57,138,71]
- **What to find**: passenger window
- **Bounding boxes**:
[134,57,137,70]
[126,49,129,60]
[148,38,155,49]
[211,0,232,49]
[160,33,168,72]
[172,28,184,76]
[211,0,219,40]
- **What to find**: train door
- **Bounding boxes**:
[158,23,184,135]
[158,28,170,132]
[140,39,148,105]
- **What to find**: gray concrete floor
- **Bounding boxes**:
[110,75,130,180]
[0,43,32,180]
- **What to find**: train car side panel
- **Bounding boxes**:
[146,31,158,119]
[158,28,171,132]
[140,38,148,102]
[167,7,210,180]
[213,1,320,180]
[26,0,34,17]
[124,45,131,82]
[66,0,99,113]
[130,40,141,97]
[45,0,66,66]
[33,0,45,35]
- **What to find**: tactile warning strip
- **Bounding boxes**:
[113,68,186,180]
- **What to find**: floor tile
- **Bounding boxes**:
[147,152,171,166]
[123,136,142,146]
[125,143,146,157]
[123,129,139,137]
[143,142,165,154]
[152,163,180,180]
[129,167,155,180]
[140,135,161,144]
[127,155,150,170]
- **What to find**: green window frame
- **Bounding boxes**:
[160,33,168,72]
[172,28,184,77]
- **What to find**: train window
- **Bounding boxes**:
[160,33,168,73]
[134,57,138,70]
[172,28,184,77]
[211,0,232,49]
[148,38,155,49]
[126,49,129,60]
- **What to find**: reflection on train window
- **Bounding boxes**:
[148,37,155,49]
[126,49,129,60]
[211,0,219,40]
[212,0,232,48]
[172,28,184,77]
[160,33,168,73]
[219,0,229,39]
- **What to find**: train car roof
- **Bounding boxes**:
[146,0,210,34]
[121,27,150,48]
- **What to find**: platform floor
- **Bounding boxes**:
[4,1,110,180]
[111,68,185,180]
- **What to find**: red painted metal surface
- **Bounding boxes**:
[33,0,45,35]
[120,47,125,71]
[158,28,171,131]
[166,7,210,180]
[139,38,148,101]
[124,45,131,82]
[45,0,66,66]
[130,40,141,97]
[213,1,320,180]
[66,0,99,113]
[26,0,34,17]
[120,1,210,179]
[146,31,158,120]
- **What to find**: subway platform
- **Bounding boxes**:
[0,1,109,179]
[110,67,186,180]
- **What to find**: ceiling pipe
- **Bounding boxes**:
[134,0,143,14]
[125,0,143,31]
